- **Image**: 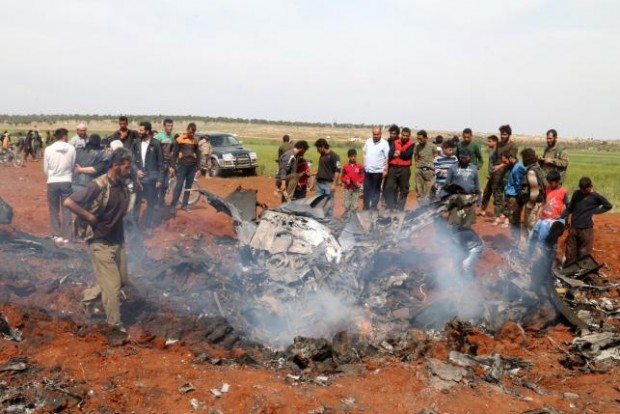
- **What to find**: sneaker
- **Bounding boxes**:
[52,236,66,244]
[492,217,501,226]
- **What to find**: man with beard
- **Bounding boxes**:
[456,128,483,170]
[362,127,390,210]
[539,129,569,185]
[131,121,164,229]
[384,127,414,210]
[110,116,139,150]
[64,148,134,332]
[491,124,517,225]
[414,130,435,205]
[69,123,89,149]
[443,148,480,229]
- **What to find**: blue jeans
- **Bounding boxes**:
[315,180,334,217]
[172,164,196,208]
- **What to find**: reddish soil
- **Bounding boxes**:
[1,163,619,413]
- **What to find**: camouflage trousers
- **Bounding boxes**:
[522,201,543,233]
[491,169,508,217]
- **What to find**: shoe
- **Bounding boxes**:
[492,218,501,226]
[52,236,66,244]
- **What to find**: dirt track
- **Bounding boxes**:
[1,163,619,413]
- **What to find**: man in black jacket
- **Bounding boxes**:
[132,121,164,229]
[110,116,140,150]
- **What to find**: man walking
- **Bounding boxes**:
[44,128,76,243]
[384,127,415,210]
[132,121,164,228]
[456,128,483,170]
[154,119,175,205]
[414,130,435,205]
[314,138,341,217]
[540,129,569,185]
[362,127,390,210]
[64,148,134,331]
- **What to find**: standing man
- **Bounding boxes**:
[539,129,569,185]
[277,140,309,201]
[110,116,139,150]
[154,119,175,205]
[278,135,294,159]
[44,128,76,243]
[362,127,390,210]
[132,121,164,229]
[64,148,134,331]
[170,123,201,211]
[386,125,400,149]
[490,124,517,225]
[456,128,483,170]
[314,138,341,218]
[69,123,89,149]
[384,127,415,210]
[443,148,480,229]
[503,148,526,244]
[479,135,499,216]
[199,134,212,176]
[414,130,435,205]
[519,148,546,237]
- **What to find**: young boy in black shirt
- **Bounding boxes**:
[561,176,612,265]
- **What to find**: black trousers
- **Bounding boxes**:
[363,172,384,210]
[384,166,411,210]
[134,180,157,228]
[47,182,73,237]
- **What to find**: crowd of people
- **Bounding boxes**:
[3,118,614,332]
[276,124,613,266]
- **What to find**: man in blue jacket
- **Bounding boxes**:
[503,148,526,243]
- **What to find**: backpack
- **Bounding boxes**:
[519,165,545,205]
[74,175,111,240]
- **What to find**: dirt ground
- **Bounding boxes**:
[1,162,619,413]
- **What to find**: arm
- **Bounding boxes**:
[476,144,484,168]
[595,194,613,214]
[473,166,480,193]
[547,149,569,168]
[156,141,164,185]
[171,140,179,170]
[64,197,97,225]
[526,170,539,203]
[43,150,48,176]
[195,142,202,174]
[560,192,576,219]
[400,143,414,160]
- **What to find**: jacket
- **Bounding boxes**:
[172,133,201,168]
[43,141,76,184]
[388,139,415,167]
[132,137,164,183]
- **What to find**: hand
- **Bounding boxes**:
[280,182,286,191]
[87,212,98,226]
[492,164,504,173]
[394,150,401,157]
[74,164,82,173]
[169,167,175,176]
[137,170,145,179]
[195,170,201,178]
[383,170,388,178]
[155,181,162,189]
[330,183,337,192]
[544,158,552,164]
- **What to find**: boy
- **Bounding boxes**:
[529,170,569,249]
[561,177,612,265]
[341,149,364,219]
[478,135,498,216]
[433,140,458,196]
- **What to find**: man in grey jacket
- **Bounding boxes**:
[44,128,76,243]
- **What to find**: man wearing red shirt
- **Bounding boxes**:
[385,127,415,210]
[341,148,364,219]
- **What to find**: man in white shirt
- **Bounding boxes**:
[362,127,390,210]
[44,128,76,243]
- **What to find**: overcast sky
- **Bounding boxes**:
[1,0,619,138]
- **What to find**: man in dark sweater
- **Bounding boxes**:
[314,138,341,217]
[132,121,164,228]
[561,176,612,265]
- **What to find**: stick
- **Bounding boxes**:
[213,292,225,317]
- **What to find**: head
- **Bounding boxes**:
[500,151,510,165]
[372,127,382,142]
[138,121,152,138]
[314,138,330,154]
[86,134,102,150]
[499,124,512,142]
[347,148,357,163]
[506,148,518,165]
[458,148,472,166]
[443,141,455,157]
[163,118,173,135]
[546,129,558,148]
[109,148,133,178]
[118,116,129,131]
[54,128,69,142]
[401,127,411,141]
[487,135,498,149]
[546,170,561,190]
[578,176,593,194]
[462,128,473,144]
[434,135,444,147]
[76,123,88,138]
[388,124,400,140]
[293,140,309,156]
[520,147,538,166]
[417,130,428,145]
[282,134,290,143]
[186,122,197,139]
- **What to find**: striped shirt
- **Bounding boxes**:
[434,154,458,191]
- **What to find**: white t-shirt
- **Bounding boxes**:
[363,138,390,173]
[141,139,149,167]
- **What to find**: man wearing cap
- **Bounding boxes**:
[443,147,480,229]
[69,124,89,149]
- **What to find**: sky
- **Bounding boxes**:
[1,0,619,139]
